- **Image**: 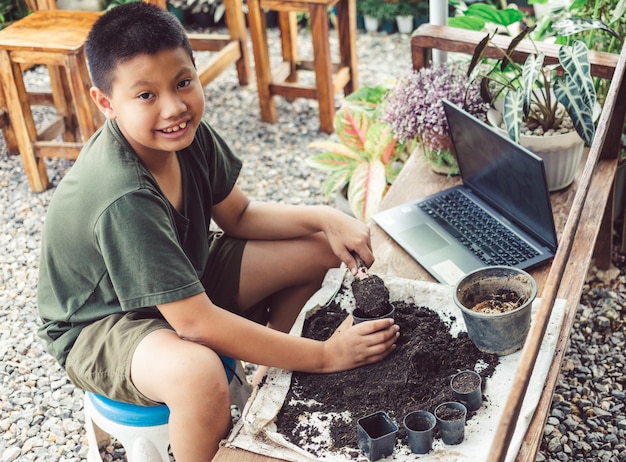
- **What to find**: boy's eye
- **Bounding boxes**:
[138,92,154,101]
[178,79,192,89]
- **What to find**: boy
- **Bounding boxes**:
[36,3,399,461]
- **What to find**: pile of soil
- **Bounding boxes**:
[275,291,500,457]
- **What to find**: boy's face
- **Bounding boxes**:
[91,47,205,160]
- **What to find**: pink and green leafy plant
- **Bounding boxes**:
[306,85,406,223]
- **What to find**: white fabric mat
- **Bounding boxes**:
[225,267,566,461]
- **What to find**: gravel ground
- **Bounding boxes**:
[1,26,625,462]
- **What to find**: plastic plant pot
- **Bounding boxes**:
[356,411,398,461]
[450,370,482,411]
[353,303,395,325]
[403,410,436,454]
[453,266,537,355]
[434,402,467,445]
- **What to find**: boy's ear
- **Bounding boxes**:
[90,87,116,120]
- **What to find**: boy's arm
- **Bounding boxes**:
[157,292,399,373]
[212,186,374,272]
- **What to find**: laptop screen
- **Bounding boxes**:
[443,100,558,250]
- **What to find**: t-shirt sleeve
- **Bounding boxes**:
[193,120,242,205]
[94,189,205,311]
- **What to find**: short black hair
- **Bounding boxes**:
[85,2,194,95]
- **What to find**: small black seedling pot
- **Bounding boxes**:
[434,401,467,445]
[356,411,398,461]
[403,410,436,454]
[353,303,395,325]
[450,370,482,411]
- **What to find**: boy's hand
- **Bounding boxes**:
[321,209,374,275]
[321,316,399,373]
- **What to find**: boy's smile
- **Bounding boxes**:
[91,47,205,163]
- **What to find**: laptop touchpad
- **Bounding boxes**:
[398,224,449,256]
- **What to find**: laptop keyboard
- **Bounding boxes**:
[418,190,539,266]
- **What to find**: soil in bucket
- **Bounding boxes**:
[468,289,525,314]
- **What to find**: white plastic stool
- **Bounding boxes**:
[83,356,237,461]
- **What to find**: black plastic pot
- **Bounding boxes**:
[450,370,482,411]
[353,303,395,325]
[454,266,537,356]
[404,410,436,454]
[434,402,467,445]
[356,411,398,461]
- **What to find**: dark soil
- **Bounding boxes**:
[351,274,391,318]
[451,371,481,393]
[275,291,500,456]
[435,404,465,421]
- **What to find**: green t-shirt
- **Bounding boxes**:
[37,119,242,367]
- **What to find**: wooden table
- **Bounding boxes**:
[214,28,626,462]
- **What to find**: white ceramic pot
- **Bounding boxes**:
[396,15,414,34]
[487,109,585,192]
[364,15,379,33]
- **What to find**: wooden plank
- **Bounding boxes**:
[411,24,619,80]
[309,2,334,133]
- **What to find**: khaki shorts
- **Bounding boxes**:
[66,232,262,406]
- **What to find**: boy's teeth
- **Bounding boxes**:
[163,122,187,133]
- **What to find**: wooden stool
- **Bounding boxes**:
[246,0,358,133]
[0,10,102,192]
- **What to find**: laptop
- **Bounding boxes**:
[372,99,558,285]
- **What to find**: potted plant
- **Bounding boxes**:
[381,61,489,175]
[378,1,398,34]
[468,24,598,191]
[358,0,383,32]
[306,84,407,223]
[394,0,417,34]
[188,0,225,28]
[0,0,29,30]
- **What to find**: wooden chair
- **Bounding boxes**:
[0,0,250,192]
[246,0,358,133]
[0,9,103,192]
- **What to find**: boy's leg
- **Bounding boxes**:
[130,329,232,462]
[238,231,340,333]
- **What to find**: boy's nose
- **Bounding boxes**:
[161,93,187,117]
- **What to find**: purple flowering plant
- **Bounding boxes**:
[382,61,488,174]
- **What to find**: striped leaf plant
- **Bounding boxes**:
[468,25,597,146]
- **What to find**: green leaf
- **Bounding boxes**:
[364,123,397,164]
[448,16,486,31]
[468,34,491,77]
[464,3,524,27]
[552,18,622,41]
[347,160,387,223]
[503,26,534,72]
[521,52,544,114]
[503,89,524,143]
[334,107,370,153]
[305,148,359,172]
[553,77,595,146]
[611,0,626,25]
[558,41,596,109]
[322,169,350,199]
